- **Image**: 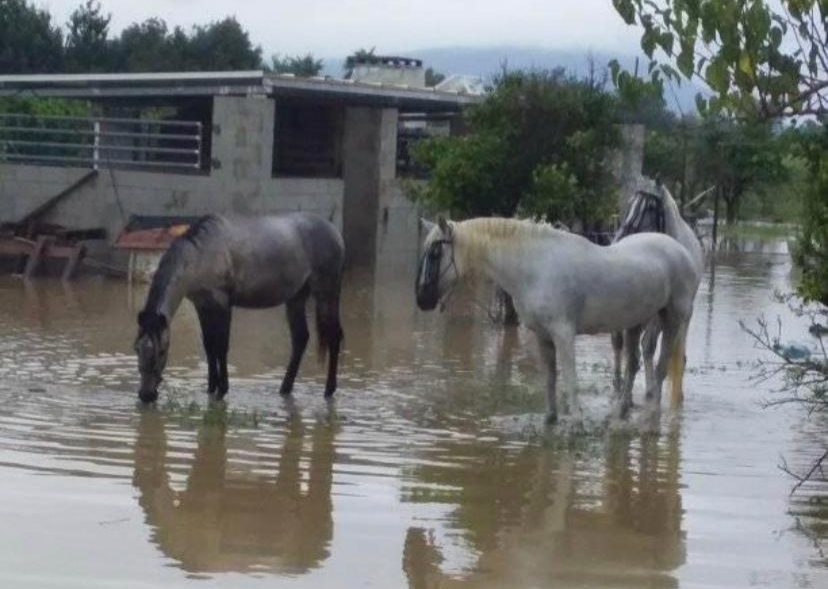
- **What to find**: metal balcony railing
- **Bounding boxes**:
[0,113,203,171]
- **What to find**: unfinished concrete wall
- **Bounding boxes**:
[611,124,645,210]
[0,95,344,266]
[342,107,398,266]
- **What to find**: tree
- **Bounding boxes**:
[612,0,828,118]
[0,0,63,73]
[793,125,828,306]
[412,69,620,230]
[115,18,176,72]
[269,53,323,77]
[114,16,263,72]
[343,47,376,79]
[186,17,262,71]
[698,118,788,224]
[425,67,445,87]
[65,0,111,72]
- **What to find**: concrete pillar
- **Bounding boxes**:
[211,95,275,213]
[342,107,398,266]
[611,124,645,210]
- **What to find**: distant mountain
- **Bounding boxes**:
[322,45,704,113]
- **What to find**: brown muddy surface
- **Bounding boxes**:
[0,236,825,588]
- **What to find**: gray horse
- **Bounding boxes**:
[134,213,344,403]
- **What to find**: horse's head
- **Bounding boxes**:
[416,216,459,311]
[134,310,170,403]
[614,182,666,242]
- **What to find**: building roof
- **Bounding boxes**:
[0,70,479,112]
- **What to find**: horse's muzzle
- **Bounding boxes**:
[416,285,439,311]
[138,389,159,404]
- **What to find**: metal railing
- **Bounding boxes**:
[0,113,203,171]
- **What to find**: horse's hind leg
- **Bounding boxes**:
[280,286,310,396]
[316,293,343,398]
[645,313,679,412]
[617,325,642,419]
[537,337,557,424]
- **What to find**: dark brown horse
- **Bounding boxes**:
[134,213,344,403]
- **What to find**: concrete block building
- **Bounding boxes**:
[0,70,476,270]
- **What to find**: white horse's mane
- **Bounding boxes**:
[451,217,572,271]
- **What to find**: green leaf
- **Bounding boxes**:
[705,57,731,93]
[613,0,636,25]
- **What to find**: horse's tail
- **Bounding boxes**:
[315,293,343,364]
[669,322,689,406]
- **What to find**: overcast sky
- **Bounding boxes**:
[40,0,642,59]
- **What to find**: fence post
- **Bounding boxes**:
[93,120,100,170]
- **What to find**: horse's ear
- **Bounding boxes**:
[419,217,435,233]
[437,215,453,239]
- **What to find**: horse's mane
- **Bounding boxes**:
[143,215,221,314]
[180,214,220,246]
[453,217,571,270]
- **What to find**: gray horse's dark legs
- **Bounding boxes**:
[324,322,342,397]
[196,305,231,399]
[280,290,310,396]
[196,306,220,395]
[316,294,343,398]
[214,308,231,398]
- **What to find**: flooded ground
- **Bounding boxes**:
[0,234,825,588]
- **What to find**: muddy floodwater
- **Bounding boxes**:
[0,235,826,588]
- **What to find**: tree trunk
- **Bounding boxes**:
[724,194,737,225]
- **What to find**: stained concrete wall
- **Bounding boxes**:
[341,107,399,266]
[0,95,344,265]
[611,124,645,210]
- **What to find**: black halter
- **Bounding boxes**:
[416,238,458,309]
[614,189,665,242]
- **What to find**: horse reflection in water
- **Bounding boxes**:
[402,431,684,589]
[132,408,335,575]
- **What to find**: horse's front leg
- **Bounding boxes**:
[213,307,232,399]
[641,319,660,395]
[196,305,219,395]
[611,332,623,393]
[617,325,642,419]
[552,329,577,417]
[537,337,557,424]
[280,291,309,396]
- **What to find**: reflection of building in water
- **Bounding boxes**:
[132,410,335,575]
[401,432,685,588]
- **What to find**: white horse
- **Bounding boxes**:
[611,180,705,413]
[416,217,698,424]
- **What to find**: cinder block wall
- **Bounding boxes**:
[0,95,344,266]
